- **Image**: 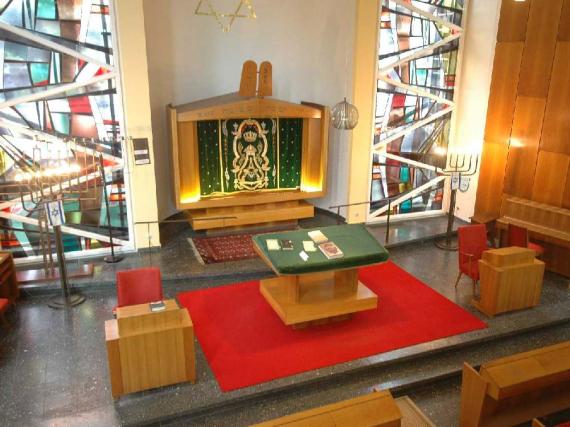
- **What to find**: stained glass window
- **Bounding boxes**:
[369,0,464,219]
[0,0,130,259]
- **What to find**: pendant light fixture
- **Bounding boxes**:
[331,27,359,130]
[331,98,359,130]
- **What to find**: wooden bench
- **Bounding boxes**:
[460,341,570,427]
[252,390,402,427]
[497,197,570,277]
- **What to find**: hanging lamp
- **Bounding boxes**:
[331,98,359,130]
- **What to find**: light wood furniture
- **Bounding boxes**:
[0,252,18,303]
[459,341,570,427]
[257,267,378,328]
[105,299,195,398]
[497,197,570,277]
[252,390,402,427]
[252,225,388,328]
[395,396,436,427]
[473,247,544,317]
[168,61,329,231]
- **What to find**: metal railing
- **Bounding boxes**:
[329,184,445,246]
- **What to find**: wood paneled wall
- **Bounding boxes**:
[475,0,570,218]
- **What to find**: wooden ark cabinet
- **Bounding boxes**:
[168,61,329,231]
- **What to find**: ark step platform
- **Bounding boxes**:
[186,200,314,231]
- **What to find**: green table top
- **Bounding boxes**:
[252,224,389,275]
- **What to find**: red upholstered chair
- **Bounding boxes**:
[115,267,163,309]
[507,223,544,258]
[0,298,10,327]
[456,224,490,293]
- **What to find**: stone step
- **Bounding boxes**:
[127,320,570,426]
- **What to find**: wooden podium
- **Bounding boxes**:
[473,247,545,317]
[105,299,195,398]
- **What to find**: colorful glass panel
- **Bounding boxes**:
[0,0,129,259]
[370,0,463,217]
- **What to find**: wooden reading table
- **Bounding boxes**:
[252,224,389,328]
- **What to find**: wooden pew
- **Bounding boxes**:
[497,197,570,277]
[252,390,402,427]
[459,341,570,427]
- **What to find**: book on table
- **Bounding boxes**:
[318,241,344,259]
[308,230,328,245]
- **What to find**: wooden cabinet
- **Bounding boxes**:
[105,299,195,398]
[0,252,18,303]
[473,247,544,317]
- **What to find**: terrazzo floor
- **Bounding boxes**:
[1,215,569,426]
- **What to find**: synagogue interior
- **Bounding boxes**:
[0,0,569,426]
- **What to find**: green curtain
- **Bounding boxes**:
[278,118,303,189]
[197,118,303,196]
[221,118,277,192]
[197,120,223,195]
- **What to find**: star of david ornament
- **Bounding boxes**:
[195,0,257,33]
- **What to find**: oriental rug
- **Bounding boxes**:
[177,261,487,391]
[188,233,258,264]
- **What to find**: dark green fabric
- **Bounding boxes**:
[253,224,390,275]
[197,120,222,195]
[196,118,303,196]
[278,118,302,188]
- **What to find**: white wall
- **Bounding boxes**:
[452,0,502,221]
[143,0,357,220]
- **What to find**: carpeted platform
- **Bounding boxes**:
[177,261,487,391]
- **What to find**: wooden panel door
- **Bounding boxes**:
[531,151,570,206]
[558,0,570,41]
[541,42,570,155]
[517,0,563,97]
[474,142,510,219]
[504,97,546,199]
[484,42,524,144]
[497,0,530,42]
[563,170,570,209]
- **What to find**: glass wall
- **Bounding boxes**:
[0,0,131,260]
[369,0,466,220]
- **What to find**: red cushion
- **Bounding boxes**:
[556,422,570,427]
[0,298,9,313]
[116,267,163,308]
[460,261,479,280]
[528,242,544,255]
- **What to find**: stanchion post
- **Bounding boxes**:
[99,154,124,263]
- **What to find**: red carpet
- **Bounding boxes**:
[177,262,487,391]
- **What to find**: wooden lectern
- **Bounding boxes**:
[105,299,195,398]
[473,247,545,317]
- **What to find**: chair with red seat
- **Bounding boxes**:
[507,223,545,258]
[115,267,164,310]
[0,298,10,327]
[455,224,490,293]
